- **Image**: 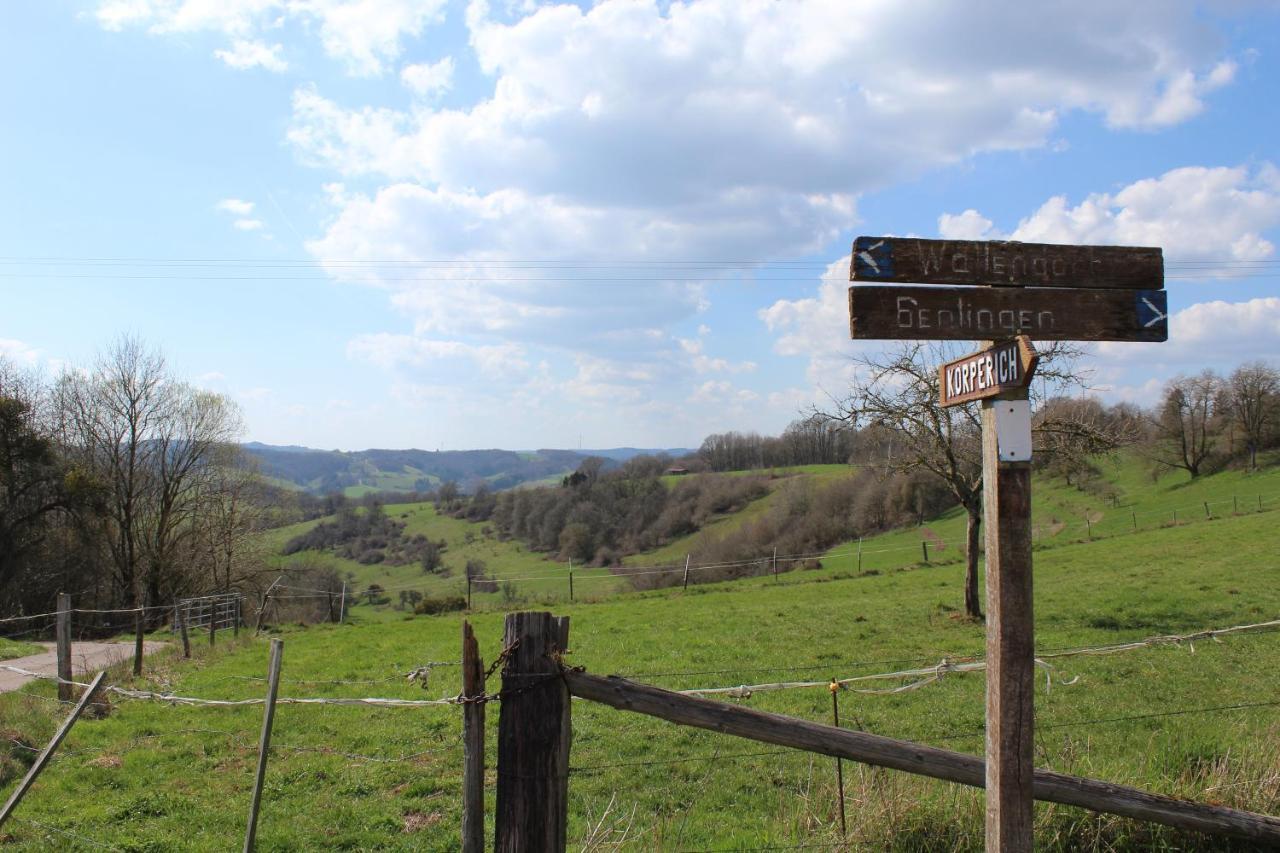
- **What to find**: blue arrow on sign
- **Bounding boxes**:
[852,236,895,280]
[1135,290,1169,332]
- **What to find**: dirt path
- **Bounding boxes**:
[0,641,167,693]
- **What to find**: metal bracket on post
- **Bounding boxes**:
[992,398,1032,463]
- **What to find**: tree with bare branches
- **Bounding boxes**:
[1223,362,1279,470]
[1150,371,1221,478]
[823,341,1118,619]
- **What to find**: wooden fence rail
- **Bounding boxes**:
[491,611,1280,850]
[564,669,1280,846]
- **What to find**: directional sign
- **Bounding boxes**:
[848,285,1168,342]
[939,337,1039,408]
[851,237,1163,290]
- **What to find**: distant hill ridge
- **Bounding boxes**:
[242,442,694,495]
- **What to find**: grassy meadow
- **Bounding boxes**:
[2,459,1280,849]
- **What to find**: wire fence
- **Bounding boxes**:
[3,604,1280,850]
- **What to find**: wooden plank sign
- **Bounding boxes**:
[848,285,1168,342]
[851,236,1163,289]
[939,337,1038,408]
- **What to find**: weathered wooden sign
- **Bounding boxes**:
[848,285,1168,342]
[851,236,1163,289]
[939,337,1038,408]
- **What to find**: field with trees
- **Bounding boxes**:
[2,341,1279,849]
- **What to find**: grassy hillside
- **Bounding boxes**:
[3,499,1279,850]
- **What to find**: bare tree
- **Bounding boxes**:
[57,336,244,612]
[1224,362,1279,470]
[824,341,1111,620]
[1150,371,1222,478]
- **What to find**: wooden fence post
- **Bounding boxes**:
[234,597,241,637]
[133,607,144,677]
[339,584,347,624]
[1132,511,1138,531]
[210,607,217,647]
[495,612,571,852]
[1204,501,1211,519]
[0,671,107,828]
[179,603,191,659]
[857,537,862,572]
[921,540,929,563]
[681,555,691,592]
[1085,517,1092,539]
[568,568,574,603]
[244,638,283,853]
[831,681,847,837]
[772,547,778,580]
[56,593,71,702]
[461,621,486,853]
[467,575,473,610]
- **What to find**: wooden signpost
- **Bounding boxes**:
[939,337,1038,408]
[849,235,1165,852]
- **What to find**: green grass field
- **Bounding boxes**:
[0,639,45,662]
[3,459,1280,850]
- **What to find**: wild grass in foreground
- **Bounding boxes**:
[1,510,1279,849]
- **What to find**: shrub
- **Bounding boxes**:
[414,596,467,615]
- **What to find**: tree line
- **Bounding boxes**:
[0,337,263,624]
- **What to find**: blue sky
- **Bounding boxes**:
[2,1,1279,451]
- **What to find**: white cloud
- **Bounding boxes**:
[938,164,1280,272]
[1008,164,1280,265]
[233,219,265,230]
[347,332,530,378]
[0,339,41,367]
[291,0,1244,381]
[95,0,446,76]
[216,198,255,216]
[214,39,288,72]
[401,57,454,98]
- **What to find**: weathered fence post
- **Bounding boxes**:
[857,537,863,572]
[495,611,571,852]
[682,554,691,592]
[244,638,283,853]
[56,593,71,702]
[1132,511,1138,531]
[1204,501,1211,520]
[1085,517,1092,539]
[0,671,107,828]
[921,540,929,563]
[831,681,847,837]
[568,566,575,603]
[772,547,778,580]
[133,607,144,676]
[461,621,486,853]
[339,584,347,624]
[179,603,191,659]
[467,575,473,610]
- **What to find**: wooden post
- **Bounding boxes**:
[1132,511,1138,531]
[1234,495,1239,515]
[179,603,191,659]
[568,568,574,603]
[495,612,571,853]
[461,621,486,853]
[244,638,283,853]
[1204,501,1211,520]
[772,547,778,580]
[339,584,347,624]
[921,540,929,563]
[467,575,473,610]
[681,555,691,592]
[982,393,1035,853]
[0,671,107,828]
[1173,508,1178,525]
[857,537,862,572]
[56,593,71,702]
[133,607,144,677]
[1085,517,1092,539]
[831,682,847,837]
[210,606,217,647]
[234,597,241,637]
